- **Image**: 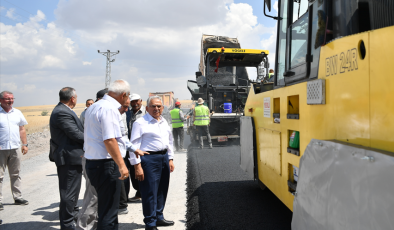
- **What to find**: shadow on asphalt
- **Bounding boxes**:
[32,202,60,222]
[0,221,59,229]
[46,174,57,176]
[119,222,146,228]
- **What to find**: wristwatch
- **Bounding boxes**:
[22,144,28,147]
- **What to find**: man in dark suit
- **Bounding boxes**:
[50,87,84,230]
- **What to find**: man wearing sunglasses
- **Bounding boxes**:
[129,96,175,230]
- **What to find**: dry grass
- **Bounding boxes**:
[16,103,86,134]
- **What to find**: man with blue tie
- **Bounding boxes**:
[130,96,175,230]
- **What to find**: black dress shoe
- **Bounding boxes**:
[156,219,174,226]
[145,227,158,230]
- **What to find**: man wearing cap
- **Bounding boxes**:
[95,89,108,102]
[170,101,189,152]
[125,93,146,202]
[118,94,149,215]
[193,98,212,149]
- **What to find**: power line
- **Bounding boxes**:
[0,6,33,22]
[0,15,42,31]
[2,0,48,22]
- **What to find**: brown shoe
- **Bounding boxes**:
[128,196,142,202]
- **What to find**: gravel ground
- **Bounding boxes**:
[23,130,51,161]
[186,145,293,230]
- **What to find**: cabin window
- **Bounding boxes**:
[288,13,309,69]
[292,0,309,23]
[276,0,289,86]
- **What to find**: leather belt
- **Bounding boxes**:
[147,149,167,155]
[86,158,114,162]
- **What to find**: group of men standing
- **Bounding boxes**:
[0,84,212,229]
[49,79,175,230]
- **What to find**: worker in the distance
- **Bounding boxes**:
[267,69,274,82]
[193,98,212,149]
[170,101,189,152]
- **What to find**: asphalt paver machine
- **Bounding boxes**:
[187,35,269,145]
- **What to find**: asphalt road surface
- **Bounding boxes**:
[186,144,293,230]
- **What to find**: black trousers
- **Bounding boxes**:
[119,177,128,210]
[86,159,121,230]
[124,152,141,197]
[172,127,184,150]
[119,157,129,209]
[57,165,82,230]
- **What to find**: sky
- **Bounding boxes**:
[0,0,279,107]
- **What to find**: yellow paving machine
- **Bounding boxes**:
[187,35,269,145]
[240,0,394,229]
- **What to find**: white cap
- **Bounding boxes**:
[129,93,141,101]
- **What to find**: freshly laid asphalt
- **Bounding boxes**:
[186,144,293,230]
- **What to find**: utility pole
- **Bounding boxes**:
[98,50,120,88]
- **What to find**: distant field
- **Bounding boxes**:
[17,100,193,134]
[16,103,86,134]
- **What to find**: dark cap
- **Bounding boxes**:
[96,89,108,101]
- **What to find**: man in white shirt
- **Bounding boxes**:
[118,99,149,215]
[84,80,142,229]
[130,96,175,230]
[125,93,146,202]
[0,91,29,211]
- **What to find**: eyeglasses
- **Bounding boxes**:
[150,105,162,108]
[1,98,15,101]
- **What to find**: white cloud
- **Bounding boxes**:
[0,10,85,106]
[31,10,46,22]
[23,84,36,92]
[138,78,145,86]
[5,8,16,20]
[1,1,278,106]
[261,22,277,66]
[1,82,18,91]
[0,11,78,70]
[41,55,64,68]
[273,1,279,12]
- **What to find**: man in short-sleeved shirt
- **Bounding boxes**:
[0,91,29,211]
[83,80,132,229]
[130,96,175,230]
